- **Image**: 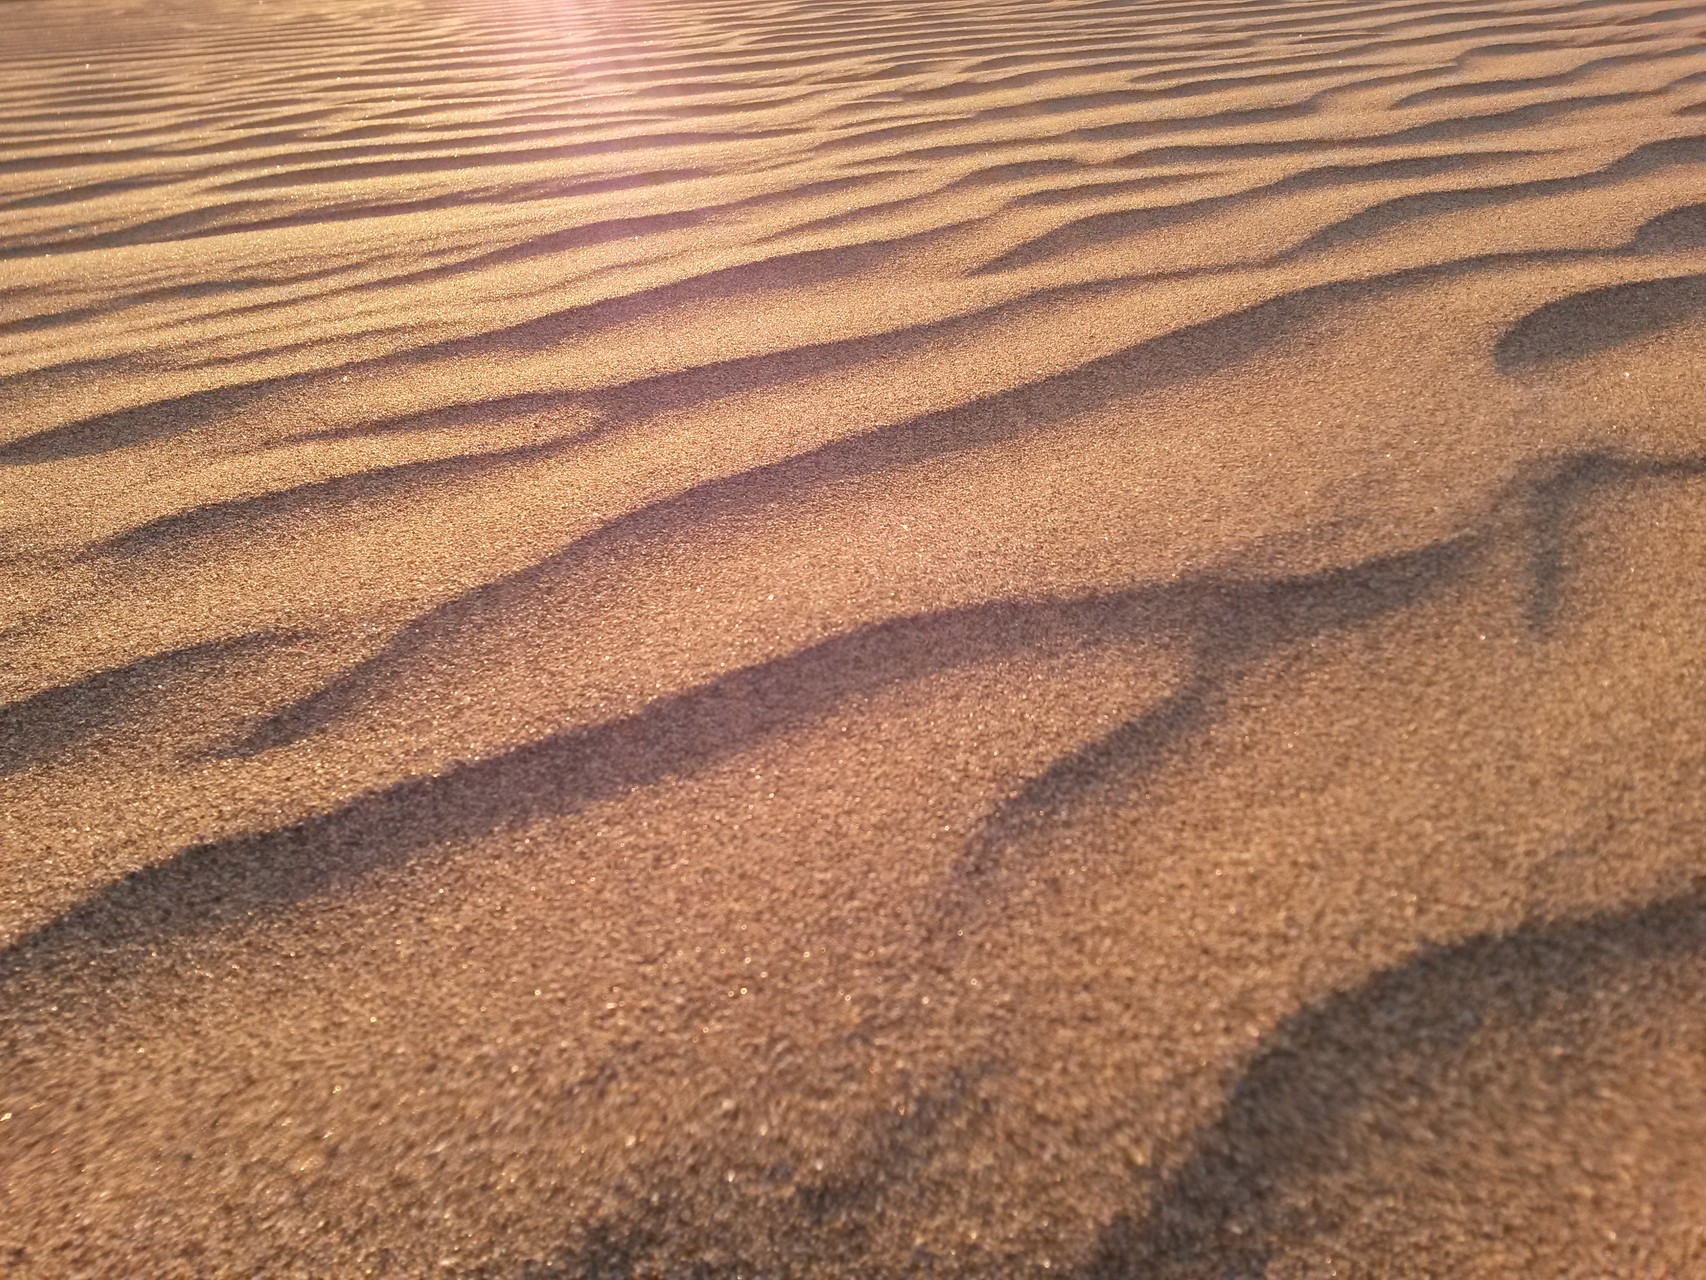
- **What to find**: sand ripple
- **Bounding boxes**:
[4,0,1706,1273]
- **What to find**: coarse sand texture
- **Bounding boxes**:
[4,0,1706,1274]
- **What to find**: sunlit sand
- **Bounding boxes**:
[5,0,1706,1273]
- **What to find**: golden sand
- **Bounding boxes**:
[4,0,1706,1273]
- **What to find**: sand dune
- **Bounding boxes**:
[4,0,1706,1273]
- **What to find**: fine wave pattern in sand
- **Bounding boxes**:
[4,0,1706,1274]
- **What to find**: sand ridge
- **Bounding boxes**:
[4,0,1706,1274]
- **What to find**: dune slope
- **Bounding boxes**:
[5,0,1706,1274]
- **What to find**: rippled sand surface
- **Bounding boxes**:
[5,0,1706,1274]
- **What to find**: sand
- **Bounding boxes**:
[3,0,1706,1273]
